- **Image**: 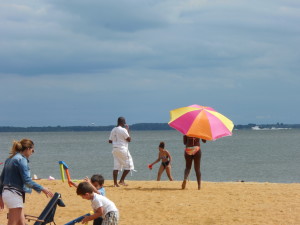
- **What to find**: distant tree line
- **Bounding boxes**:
[0,123,172,132]
[0,123,299,132]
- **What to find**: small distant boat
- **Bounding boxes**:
[251,126,261,130]
[270,127,291,130]
[251,126,270,130]
[252,126,291,130]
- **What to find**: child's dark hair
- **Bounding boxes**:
[159,142,165,148]
[91,174,104,186]
[76,182,93,195]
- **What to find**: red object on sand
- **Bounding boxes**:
[148,164,152,169]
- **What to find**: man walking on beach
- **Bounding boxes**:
[109,117,134,187]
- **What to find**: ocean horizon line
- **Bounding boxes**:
[0,122,300,132]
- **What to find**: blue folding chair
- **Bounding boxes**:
[25,192,65,225]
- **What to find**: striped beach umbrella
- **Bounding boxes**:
[168,104,234,140]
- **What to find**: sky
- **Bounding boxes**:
[0,0,299,127]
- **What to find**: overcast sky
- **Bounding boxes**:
[0,0,299,127]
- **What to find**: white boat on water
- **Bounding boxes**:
[252,126,291,130]
[270,127,291,130]
[251,126,261,130]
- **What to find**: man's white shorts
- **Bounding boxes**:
[112,147,134,171]
[2,189,23,208]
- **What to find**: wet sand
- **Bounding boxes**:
[0,180,299,225]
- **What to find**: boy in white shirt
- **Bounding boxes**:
[76,182,119,225]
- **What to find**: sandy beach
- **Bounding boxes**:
[0,180,299,225]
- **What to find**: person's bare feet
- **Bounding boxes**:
[119,182,128,186]
[113,183,120,187]
[181,180,187,189]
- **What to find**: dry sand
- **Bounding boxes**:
[1,180,299,225]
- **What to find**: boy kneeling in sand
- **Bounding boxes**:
[76,182,119,225]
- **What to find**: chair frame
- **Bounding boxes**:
[24,192,65,225]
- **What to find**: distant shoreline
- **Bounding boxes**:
[1,123,300,132]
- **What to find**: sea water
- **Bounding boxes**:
[0,129,299,183]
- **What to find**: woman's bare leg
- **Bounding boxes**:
[182,152,193,189]
[157,165,165,181]
[194,150,202,190]
[8,208,25,225]
[165,166,173,181]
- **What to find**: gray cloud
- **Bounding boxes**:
[0,0,299,126]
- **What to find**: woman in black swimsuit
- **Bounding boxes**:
[149,142,173,181]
